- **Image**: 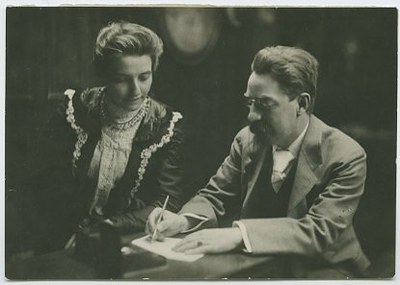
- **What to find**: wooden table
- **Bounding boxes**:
[6,234,284,280]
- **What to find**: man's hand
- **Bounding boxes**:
[145,208,189,241]
[172,228,243,254]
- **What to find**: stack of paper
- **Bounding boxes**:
[131,236,204,262]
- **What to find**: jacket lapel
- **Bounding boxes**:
[117,99,172,191]
[287,115,323,217]
[242,136,271,209]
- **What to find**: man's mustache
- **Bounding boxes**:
[249,121,265,135]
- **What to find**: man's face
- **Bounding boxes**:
[245,72,299,147]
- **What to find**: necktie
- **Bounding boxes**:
[271,148,294,193]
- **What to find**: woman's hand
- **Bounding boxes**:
[145,208,189,241]
[172,228,243,254]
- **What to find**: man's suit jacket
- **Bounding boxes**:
[180,115,370,276]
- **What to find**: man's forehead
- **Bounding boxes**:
[247,73,285,99]
[248,72,278,86]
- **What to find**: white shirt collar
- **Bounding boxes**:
[273,120,310,158]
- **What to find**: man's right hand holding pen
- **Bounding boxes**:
[146,208,244,255]
[145,209,190,241]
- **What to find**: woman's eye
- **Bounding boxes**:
[139,74,151,82]
[112,76,127,83]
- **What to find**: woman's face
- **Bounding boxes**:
[105,54,153,111]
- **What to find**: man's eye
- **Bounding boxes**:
[260,100,275,108]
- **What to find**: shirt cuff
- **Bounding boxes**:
[180,213,208,233]
[232,220,253,253]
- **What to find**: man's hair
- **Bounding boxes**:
[251,46,319,113]
[93,21,163,77]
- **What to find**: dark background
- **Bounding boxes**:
[6,7,397,273]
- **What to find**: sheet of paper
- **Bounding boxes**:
[131,235,204,262]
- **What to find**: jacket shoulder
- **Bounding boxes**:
[231,126,261,157]
[318,119,366,160]
[235,126,254,142]
[133,97,183,142]
[63,87,102,112]
[62,87,103,131]
[78,87,103,112]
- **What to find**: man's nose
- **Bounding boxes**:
[248,105,262,122]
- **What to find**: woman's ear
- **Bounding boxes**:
[297,92,311,115]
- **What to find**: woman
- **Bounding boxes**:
[7,22,186,255]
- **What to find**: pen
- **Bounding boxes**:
[151,195,169,242]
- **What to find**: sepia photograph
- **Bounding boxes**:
[4,5,397,280]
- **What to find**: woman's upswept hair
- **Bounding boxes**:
[93,21,163,77]
[252,45,319,113]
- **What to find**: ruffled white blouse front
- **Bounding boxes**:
[88,99,147,216]
[88,124,140,215]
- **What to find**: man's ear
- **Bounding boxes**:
[297,92,311,115]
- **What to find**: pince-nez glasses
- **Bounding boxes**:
[244,93,276,109]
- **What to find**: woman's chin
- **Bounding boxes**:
[124,98,145,110]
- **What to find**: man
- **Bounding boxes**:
[146,46,370,278]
